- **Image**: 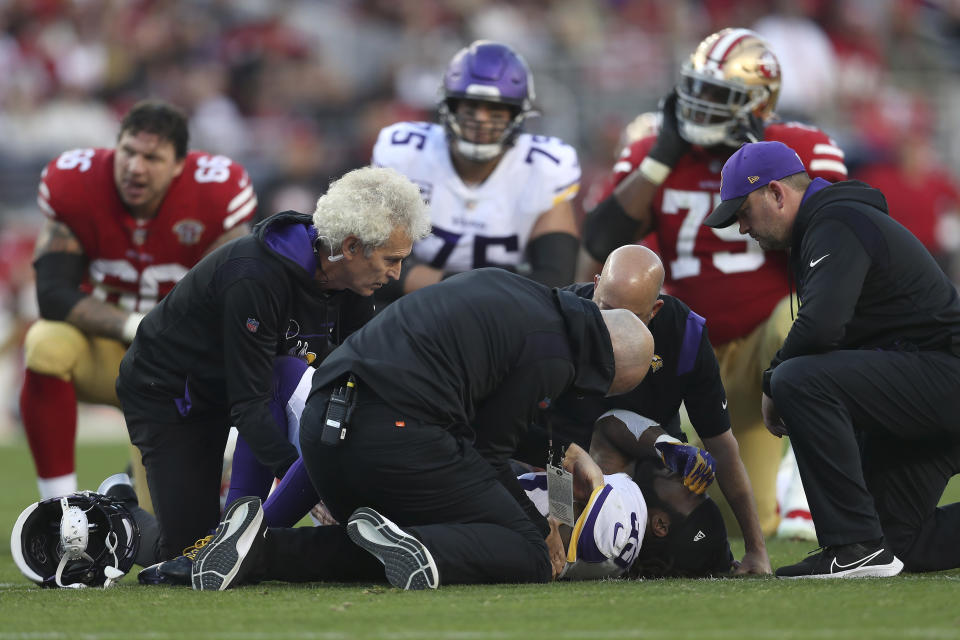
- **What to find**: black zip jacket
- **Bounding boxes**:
[118,211,374,476]
[763,180,960,393]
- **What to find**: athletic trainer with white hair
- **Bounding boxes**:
[116,166,431,563]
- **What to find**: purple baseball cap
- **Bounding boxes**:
[704,141,806,228]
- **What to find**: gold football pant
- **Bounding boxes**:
[709,295,795,537]
[23,319,153,513]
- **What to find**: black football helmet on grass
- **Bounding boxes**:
[10,491,139,588]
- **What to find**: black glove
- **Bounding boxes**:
[647,90,691,168]
[730,112,765,144]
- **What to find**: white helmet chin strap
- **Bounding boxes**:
[54,496,123,588]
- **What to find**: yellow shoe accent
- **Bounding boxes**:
[181,535,214,560]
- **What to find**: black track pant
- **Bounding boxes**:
[122,411,229,563]
[260,388,552,586]
[770,349,960,571]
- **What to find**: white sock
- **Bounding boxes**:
[37,473,77,500]
[778,445,811,515]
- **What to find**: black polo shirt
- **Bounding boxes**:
[546,283,730,447]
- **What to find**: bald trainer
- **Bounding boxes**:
[544,245,771,574]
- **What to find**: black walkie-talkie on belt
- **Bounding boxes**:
[320,374,357,446]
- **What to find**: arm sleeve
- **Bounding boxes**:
[681,323,732,440]
[525,232,579,287]
[771,217,871,368]
[33,252,88,320]
[472,359,575,538]
[582,196,642,263]
[221,279,299,477]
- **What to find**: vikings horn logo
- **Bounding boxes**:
[650,354,663,372]
[290,339,317,364]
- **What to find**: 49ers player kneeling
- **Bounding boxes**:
[22,100,256,506]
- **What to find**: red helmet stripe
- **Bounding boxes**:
[702,30,752,74]
[711,32,751,64]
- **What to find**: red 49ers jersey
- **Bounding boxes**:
[37,148,256,312]
[602,122,847,345]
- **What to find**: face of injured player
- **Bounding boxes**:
[634,463,703,539]
[631,465,734,578]
[335,227,413,296]
[113,130,186,218]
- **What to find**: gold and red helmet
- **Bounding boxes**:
[676,28,781,147]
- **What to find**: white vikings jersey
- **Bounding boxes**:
[372,122,580,273]
[518,471,646,580]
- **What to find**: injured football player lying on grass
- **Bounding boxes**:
[518,441,733,580]
[128,440,731,587]
[124,356,731,587]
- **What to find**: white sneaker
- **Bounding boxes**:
[347,507,438,590]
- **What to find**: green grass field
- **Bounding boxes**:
[1,441,959,640]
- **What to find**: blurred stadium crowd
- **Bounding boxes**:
[1,0,960,435]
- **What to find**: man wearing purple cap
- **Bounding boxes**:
[706,140,960,578]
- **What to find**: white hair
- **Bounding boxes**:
[312,166,431,255]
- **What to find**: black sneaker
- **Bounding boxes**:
[191,497,266,591]
[347,507,438,590]
[138,555,193,586]
[776,542,904,579]
[138,535,213,586]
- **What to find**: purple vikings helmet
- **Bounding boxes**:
[11,492,140,588]
[438,40,537,162]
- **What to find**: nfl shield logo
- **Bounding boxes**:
[246,317,259,333]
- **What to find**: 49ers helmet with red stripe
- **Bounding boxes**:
[676,28,781,147]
